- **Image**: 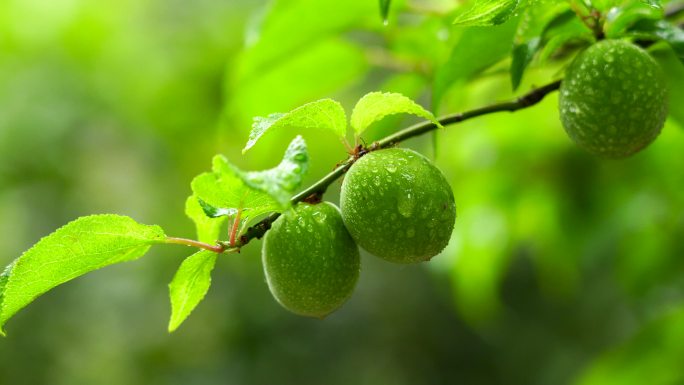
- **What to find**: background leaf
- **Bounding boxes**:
[653,44,684,127]
[576,308,684,385]
[168,250,217,332]
[511,38,543,90]
[0,215,165,335]
[631,19,684,63]
[351,92,442,137]
[225,0,372,130]
[604,0,664,38]
[242,99,347,153]
[453,0,521,27]
[511,1,573,90]
[379,0,391,23]
[433,19,520,112]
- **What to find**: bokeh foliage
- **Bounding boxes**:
[1,0,683,384]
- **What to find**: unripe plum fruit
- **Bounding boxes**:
[559,39,668,158]
[341,148,456,264]
[262,202,360,318]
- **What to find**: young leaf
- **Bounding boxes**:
[168,250,216,332]
[242,135,309,207]
[192,136,309,228]
[0,215,165,335]
[242,99,347,153]
[453,0,521,27]
[185,196,228,243]
[351,92,442,137]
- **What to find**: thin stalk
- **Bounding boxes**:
[165,237,226,253]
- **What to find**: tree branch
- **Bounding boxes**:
[164,2,684,254]
[234,79,562,248]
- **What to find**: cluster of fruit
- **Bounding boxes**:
[260,38,670,319]
[262,148,457,318]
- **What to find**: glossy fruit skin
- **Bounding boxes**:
[340,148,456,264]
[262,202,360,318]
[559,39,668,158]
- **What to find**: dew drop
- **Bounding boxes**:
[312,211,327,224]
[398,192,416,218]
[385,164,397,173]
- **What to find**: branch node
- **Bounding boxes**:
[302,192,323,204]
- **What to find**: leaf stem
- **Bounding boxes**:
[229,207,242,247]
[164,237,226,253]
[234,79,562,248]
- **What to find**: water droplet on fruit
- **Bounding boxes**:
[385,164,397,173]
[398,192,416,218]
[313,211,327,224]
[406,228,415,238]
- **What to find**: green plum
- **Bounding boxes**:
[262,202,360,318]
[559,39,668,158]
[341,148,456,264]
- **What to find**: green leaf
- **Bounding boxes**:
[242,99,347,153]
[604,0,663,38]
[197,198,237,219]
[379,0,391,23]
[242,135,309,206]
[192,136,309,228]
[0,215,165,335]
[537,16,594,63]
[511,38,542,90]
[511,1,573,90]
[632,19,684,63]
[191,156,279,226]
[351,92,442,137]
[168,250,217,332]
[453,0,521,27]
[185,196,228,243]
[653,45,684,126]
[433,19,520,111]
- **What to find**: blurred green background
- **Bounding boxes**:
[1,0,684,384]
